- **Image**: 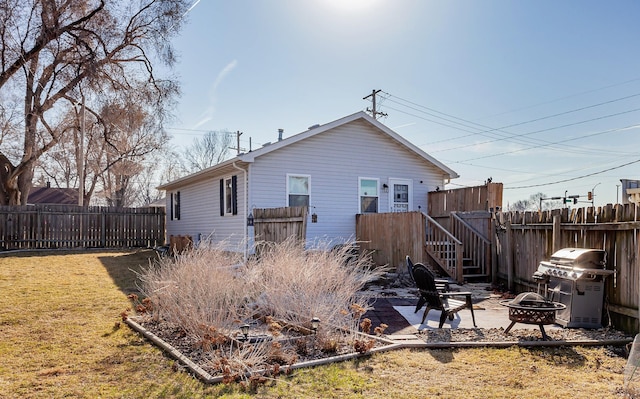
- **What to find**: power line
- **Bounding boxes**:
[385,103,637,157]
[478,76,640,120]
[459,123,640,162]
[430,106,640,154]
[505,158,640,189]
[383,90,640,155]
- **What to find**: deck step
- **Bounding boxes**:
[462,273,490,278]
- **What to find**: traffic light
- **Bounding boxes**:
[588,191,592,201]
[573,197,578,204]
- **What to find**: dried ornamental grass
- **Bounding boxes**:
[245,238,385,333]
[137,243,250,343]
[135,238,387,380]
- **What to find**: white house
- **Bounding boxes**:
[158,111,458,253]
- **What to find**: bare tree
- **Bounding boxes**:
[133,147,185,206]
[183,130,233,172]
[92,96,169,206]
[510,192,563,211]
[0,0,188,205]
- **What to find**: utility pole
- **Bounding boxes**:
[363,89,388,119]
[229,131,245,155]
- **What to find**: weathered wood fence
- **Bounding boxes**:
[428,183,503,231]
[495,204,640,333]
[253,206,308,244]
[0,205,165,250]
[356,211,426,271]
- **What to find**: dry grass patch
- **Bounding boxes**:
[0,249,629,398]
[136,239,387,381]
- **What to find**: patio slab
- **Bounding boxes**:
[363,283,564,335]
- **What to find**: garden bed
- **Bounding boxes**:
[126,316,401,383]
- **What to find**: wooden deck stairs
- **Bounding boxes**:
[424,211,491,283]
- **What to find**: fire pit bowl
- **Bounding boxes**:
[500,292,566,340]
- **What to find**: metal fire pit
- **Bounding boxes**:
[500,292,566,340]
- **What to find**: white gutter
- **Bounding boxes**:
[232,162,249,261]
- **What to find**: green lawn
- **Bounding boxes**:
[0,249,628,398]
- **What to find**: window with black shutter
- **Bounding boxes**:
[174,191,181,220]
[220,176,238,216]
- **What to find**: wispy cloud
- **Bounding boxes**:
[392,122,416,130]
[193,60,238,129]
[213,60,238,91]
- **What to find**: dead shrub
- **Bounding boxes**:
[137,242,249,341]
[136,237,385,380]
[245,238,385,333]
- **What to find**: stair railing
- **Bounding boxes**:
[450,212,491,278]
[424,212,464,283]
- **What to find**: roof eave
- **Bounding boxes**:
[157,158,250,191]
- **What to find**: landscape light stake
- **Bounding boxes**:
[310,317,320,353]
[311,317,320,334]
[239,323,250,342]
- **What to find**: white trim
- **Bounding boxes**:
[232,162,248,261]
[223,176,233,215]
[286,174,311,207]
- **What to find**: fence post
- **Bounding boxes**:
[505,216,513,292]
[552,214,561,252]
[101,210,106,248]
[491,212,498,286]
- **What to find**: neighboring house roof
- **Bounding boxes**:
[28,186,79,205]
[158,111,458,191]
[148,197,166,207]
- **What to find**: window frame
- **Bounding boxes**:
[358,177,379,213]
[219,175,238,216]
[171,191,181,220]
[286,174,311,207]
[224,177,233,215]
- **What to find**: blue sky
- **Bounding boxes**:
[166,0,640,208]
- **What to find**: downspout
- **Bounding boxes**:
[233,162,249,261]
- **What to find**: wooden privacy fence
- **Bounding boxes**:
[0,205,165,250]
[428,183,503,228]
[253,206,308,244]
[356,211,491,283]
[356,211,426,271]
[495,204,640,333]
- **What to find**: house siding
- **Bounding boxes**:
[166,171,246,249]
[248,119,446,246]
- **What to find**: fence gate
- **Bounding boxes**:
[253,206,308,244]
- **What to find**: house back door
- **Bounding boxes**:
[388,178,412,212]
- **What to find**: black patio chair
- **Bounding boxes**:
[408,257,477,328]
[406,256,450,292]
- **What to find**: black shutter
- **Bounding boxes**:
[170,193,174,220]
[231,175,238,215]
[176,191,181,220]
[219,179,224,216]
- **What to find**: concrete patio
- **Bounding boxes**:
[364,282,566,337]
